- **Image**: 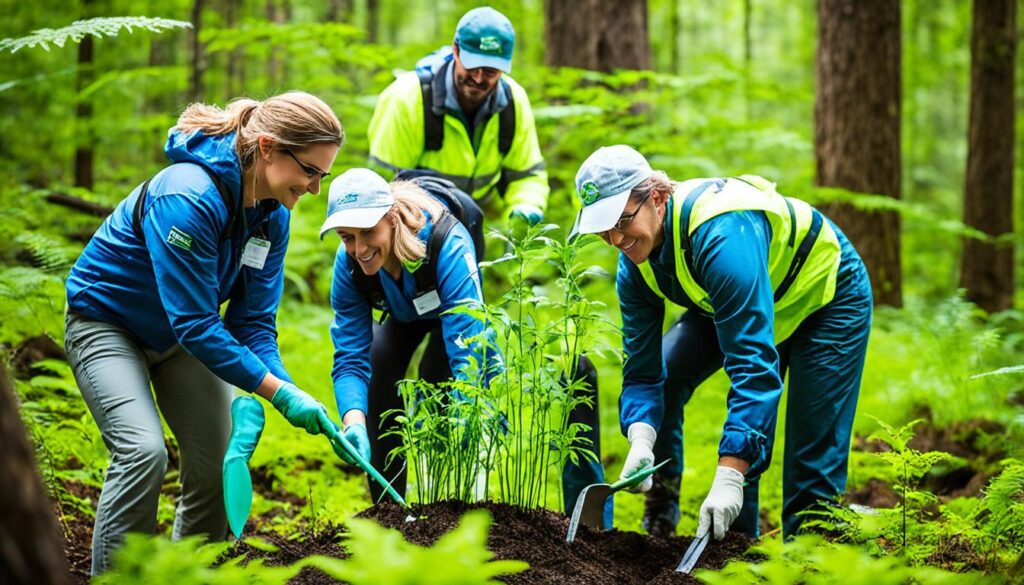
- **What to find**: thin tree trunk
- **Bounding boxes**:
[544,0,650,71]
[0,364,69,585]
[74,0,94,190]
[815,0,903,306]
[189,0,205,101]
[225,0,241,98]
[325,0,349,21]
[960,0,1017,312]
[366,0,379,43]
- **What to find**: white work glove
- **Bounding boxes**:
[619,422,657,493]
[697,465,745,540]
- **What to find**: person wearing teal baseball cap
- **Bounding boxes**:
[573,145,872,541]
[367,6,548,227]
[323,168,502,503]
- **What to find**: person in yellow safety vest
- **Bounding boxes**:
[570,145,873,540]
[367,6,548,225]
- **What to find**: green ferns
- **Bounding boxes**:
[0,17,192,53]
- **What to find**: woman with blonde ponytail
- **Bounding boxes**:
[65,92,344,575]
[320,168,500,503]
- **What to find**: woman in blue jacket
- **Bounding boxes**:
[571,145,872,541]
[321,168,499,503]
[65,92,343,574]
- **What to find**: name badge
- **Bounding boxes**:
[240,237,271,270]
[412,290,441,315]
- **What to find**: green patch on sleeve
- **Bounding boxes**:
[166,226,194,252]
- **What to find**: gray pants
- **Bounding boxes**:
[65,312,232,575]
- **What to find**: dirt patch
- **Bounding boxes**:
[57,480,99,585]
[845,478,900,509]
[359,501,753,584]
[228,523,350,585]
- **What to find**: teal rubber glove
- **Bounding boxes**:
[331,422,371,466]
[509,203,543,226]
[270,382,333,435]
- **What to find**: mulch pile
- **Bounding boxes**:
[357,501,753,585]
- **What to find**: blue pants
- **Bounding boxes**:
[654,259,872,537]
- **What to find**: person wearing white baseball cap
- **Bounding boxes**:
[323,168,500,503]
[573,145,873,541]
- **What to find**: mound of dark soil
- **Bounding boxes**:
[358,501,753,584]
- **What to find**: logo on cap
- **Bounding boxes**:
[580,180,601,205]
[330,192,359,214]
[479,36,502,54]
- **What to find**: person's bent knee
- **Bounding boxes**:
[119,435,168,480]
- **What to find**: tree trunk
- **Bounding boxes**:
[0,364,69,585]
[544,0,650,71]
[266,0,288,88]
[959,0,1017,313]
[189,0,205,101]
[366,0,379,43]
[74,0,94,190]
[225,0,241,98]
[325,0,349,22]
[815,0,903,306]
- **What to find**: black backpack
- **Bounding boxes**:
[419,61,516,158]
[350,171,485,319]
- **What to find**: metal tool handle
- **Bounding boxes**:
[326,423,409,508]
[610,459,669,491]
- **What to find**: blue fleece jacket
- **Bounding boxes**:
[66,129,292,392]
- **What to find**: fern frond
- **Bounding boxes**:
[15,233,74,273]
[0,17,192,54]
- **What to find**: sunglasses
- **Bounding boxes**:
[283,149,330,180]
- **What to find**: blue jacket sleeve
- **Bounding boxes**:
[691,211,782,477]
[329,246,374,417]
[435,224,503,385]
[142,193,269,392]
[223,210,292,385]
[617,252,668,436]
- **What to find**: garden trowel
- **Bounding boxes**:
[566,460,669,543]
[223,396,266,540]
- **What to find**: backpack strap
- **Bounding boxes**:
[497,80,516,157]
[132,162,238,244]
[349,258,389,323]
[412,210,459,297]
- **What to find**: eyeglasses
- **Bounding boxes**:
[283,149,330,180]
[611,191,651,232]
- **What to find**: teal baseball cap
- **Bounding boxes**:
[454,7,515,73]
[320,168,394,239]
[570,145,654,237]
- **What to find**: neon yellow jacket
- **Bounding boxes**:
[367,67,548,217]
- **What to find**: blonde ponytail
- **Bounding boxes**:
[388,181,446,265]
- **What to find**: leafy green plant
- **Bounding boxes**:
[695,534,991,585]
[95,534,302,585]
[385,225,618,508]
[0,17,192,53]
[308,510,528,585]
